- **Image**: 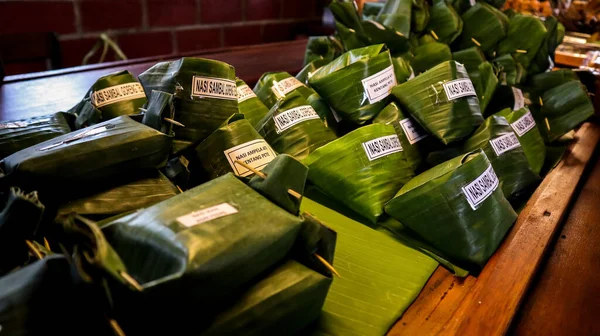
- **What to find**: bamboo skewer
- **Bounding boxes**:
[314,253,341,277]
[119,271,144,292]
[430,30,439,40]
[471,38,481,47]
[164,118,185,127]
[516,49,527,54]
[109,319,127,336]
[25,240,43,260]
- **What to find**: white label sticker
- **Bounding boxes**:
[462,165,499,210]
[223,139,277,177]
[512,87,525,110]
[362,135,403,161]
[0,121,29,129]
[442,79,477,101]
[273,105,320,134]
[489,133,521,156]
[510,110,536,137]
[271,77,305,97]
[399,118,428,145]
[177,203,238,227]
[191,76,237,100]
[469,0,476,6]
[237,84,257,103]
[91,83,146,108]
[361,65,397,104]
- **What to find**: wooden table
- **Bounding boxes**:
[1,40,598,336]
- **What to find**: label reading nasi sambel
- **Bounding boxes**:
[273,105,320,133]
[462,165,499,210]
[361,65,397,104]
[489,133,521,156]
[177,203,238,227]
[510,110,536,137]
[237,84,257,103]
[362,135,402,161]
[192,76,237,100]
[224,139,276,177]
[442,79,477,101]
[271,77,305,97]
[399,118,428,145]
[91,83,146,108]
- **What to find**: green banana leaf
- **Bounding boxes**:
[0,116,172,197]
[193,114,276,180]
[163,155,191,189]
[493,53,525,86]
[256,91,337,161]
[372,102,428,172]
[426,0,463,44]
[309,44,397,125]
[363,2,385,19]
[485,85,525,116]
[497,14,548,70]
[141,90,175,135]
[361,19,411,54]
[535,80,594,142]
[391,54,415,83]
[526,68,579,94]
[412,0,430,33]
[138,57,238,153]
[329,1,370,51]
[528,16,560,75]
[304,36,344,66]
[496,107,546,174]
[452,47,486,73]
[451,0,475,15]
[459,3,509,55]
[57,171,179,221]
[463,115,540,197]
[483,0,506,8]
[100,173,304,335]
[236,78,269,127]
[470,61,498,112]
[300,198,438,336]
[384,150,518,269]
[393,60,484,145]
[0,112,72,159]
[303,124,414,223]
[411,41,452,74]
[296,57,331,84]
[375,0,412,37]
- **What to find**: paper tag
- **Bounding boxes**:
[462,165,499,210]
[489,133,521,156]
[443,79,477,101]
[362,135,402,161]
[469,0,476,6]
[237,84,257,103]
[273,105,320,134]
[191,76,237,100]
[510,110,536,137]
[512,87,525,110]
[224,139,277,177]
[0,121,29,129]
[91,83,145,108]
[548,55,555,70]
[271,77,305,97]
[361,65,397,104]
[399,118,428,145]
[177,203,238,227]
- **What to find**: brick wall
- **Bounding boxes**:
[0,0,329,73]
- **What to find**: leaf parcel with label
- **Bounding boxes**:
[458,2,509,56]
[426,0,463,44]
[236,78,269,127]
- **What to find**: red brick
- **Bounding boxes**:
[282,0,314,18]
[201,0,242,23]
[223,25,262,47]
[116,31,173,59]
[80,0,143,32]
[262,22,298,43]
[0,1,75,34]
[60,37,117,68]
[176,28,221,53]
[247,0,280,21]
[147,0,197,27]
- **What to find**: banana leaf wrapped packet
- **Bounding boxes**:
[296,57,331,84]
[458,3,509,56]
[452,47,486,74]
[411,41,452,74]
[303,123,414,223]
[493,54,526,86]
[0,112,72,159]
[138,57,238,153]
[141,90,176,135]
[496,14,548,70]
[470,61,498,113]
[496,107,546,174]
[528,17,565,75]
[303,36,343,66]
[0,116,172,197]
[526,68,579,95]
[329,0,370,50]
[236,78,269,127]
[385,149,518,269]
[309,44,397,125]
[363,1,384,19]
[256,91,337,161]
[375,0,412,37]
[463,115,540,197]
[412,0,430,33]
[427,0,463,44]
[393,60,484,145]
[391,54,415,84]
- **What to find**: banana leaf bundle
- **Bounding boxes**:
[256,92,337,161]
[361,19,411,55]
[0,116,172,196]
[0,112,72,159]
[163,155,190,189]
[450,0,474,15]
[463,115,540,197]
[496,107,546,174]
[138,57,238,153]
[141,90,175,135]
[363,2,385,19]
[452,47,486,73]
[385,150,518,269]
[411,41,452,74]
[393,60,484,145]
[486,85,526,115]
[296,57,331,84]
[412,0,430,33]
[329,0,370,50]
[304,36,343,66]
[303,124,414,223]
[391,55,415,84]
[459,3,509,55]
[493,54,525,86]
[483,0,506,8]
[526,68,579,94]
[100,173,305,335]
[193,114,277,180]
[236,78,269,127]
[497,14,548,70]
[426,0,463,44]
[528,17,564,75]
[470,61,498,113]
[375,0,412,37]
[309,44,397,125]
[535,80,594,142]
